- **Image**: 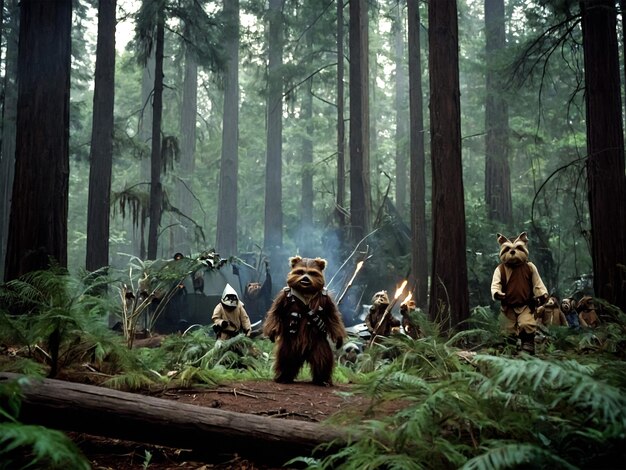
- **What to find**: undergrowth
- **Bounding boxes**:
[294,307,626,469]
[2,265,626,469]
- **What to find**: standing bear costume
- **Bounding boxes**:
[263,256,346,385]
[491,232,548,354]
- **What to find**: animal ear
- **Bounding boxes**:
[289,256,303,268]
[497,233,509,245]
[312,257,327,271]
[516,232,529,244]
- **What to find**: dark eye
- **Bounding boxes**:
[294,268,305,275]
[502,247,510,253]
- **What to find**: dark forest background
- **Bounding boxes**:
[0,0,625,324]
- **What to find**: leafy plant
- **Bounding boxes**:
[0,376,91,470]
[299,313,626,469]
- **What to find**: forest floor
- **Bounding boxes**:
[68,377,399,470]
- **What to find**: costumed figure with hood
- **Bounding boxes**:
[212,284,252,340]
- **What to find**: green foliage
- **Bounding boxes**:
[0,267,121,377]
[300,312,626,469]
[0,423,91,470]
[0,378,90,470]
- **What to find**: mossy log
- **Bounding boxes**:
[0,372,353,465]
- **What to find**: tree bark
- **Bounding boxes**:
[4,0,72,281]
[264,0,284,253]
[0,373,352,465]
[580,0,626,311]
[0,0,19,280]
[427,0,469,328]
[394,3,408,217]
[216,0,240,257]
[484,0,512,225]
[349,0,372,245]
[175,29,198,256]
[299,32,314,251]
[407,0,428,310]
[86,0,117,272]
[336,0,346,229]
[147,6,165,260]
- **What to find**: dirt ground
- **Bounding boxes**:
[70,379,383,470]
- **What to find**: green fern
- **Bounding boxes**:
[461,442,577,470]
[0,423,91,470]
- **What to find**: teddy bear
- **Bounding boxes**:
[263,256,346,385]
[491,232,548,354]
[577,295,600,328]
[536,295,569,327]
[365,290,401,339]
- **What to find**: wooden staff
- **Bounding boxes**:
[336,260,364,305]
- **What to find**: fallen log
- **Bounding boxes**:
[0,373,355,465]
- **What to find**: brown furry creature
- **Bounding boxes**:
[536,296,569,327]
[491,232,548,354]
[263,256,346,385]
[577,295,600,328]
[365,290,400,338]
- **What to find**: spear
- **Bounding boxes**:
[368,280,407,347]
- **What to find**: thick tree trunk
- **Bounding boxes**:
[264,0,284,253]
[0,373,352,465]
[0,0,18,280]
[427,0,469,328]
[580,0,626,311]
[484,0,512,225]
[407,0,428,309]
[349,0,372,245]
[4,0,72,281]
[86,0,116,272]
[216,0,240,257]
[147,7,165,260]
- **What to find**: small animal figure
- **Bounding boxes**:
[560,297,580,330]
[577,296,600,328]
[491,232,548,354]
[400,299,421,339]
[338,341,362,366]
[365,290,400,338]
[536,296,569,326]
[263,256,346,385]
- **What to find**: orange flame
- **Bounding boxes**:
[401,292,413,305]
[394,280,408,299]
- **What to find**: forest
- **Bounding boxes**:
[0,0,625,469]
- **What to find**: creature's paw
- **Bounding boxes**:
[335,336,344,350]
[494,292,506,301]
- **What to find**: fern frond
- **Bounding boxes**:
[0,423,90,470]
[461,442,576,470]
[101,371,156,391]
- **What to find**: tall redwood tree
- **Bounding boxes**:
[4,0,72,281]
[86,0,117,272]
[427,0,469,328]
[580,0,626,311]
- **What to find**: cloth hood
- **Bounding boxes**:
[221,283,239,307]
